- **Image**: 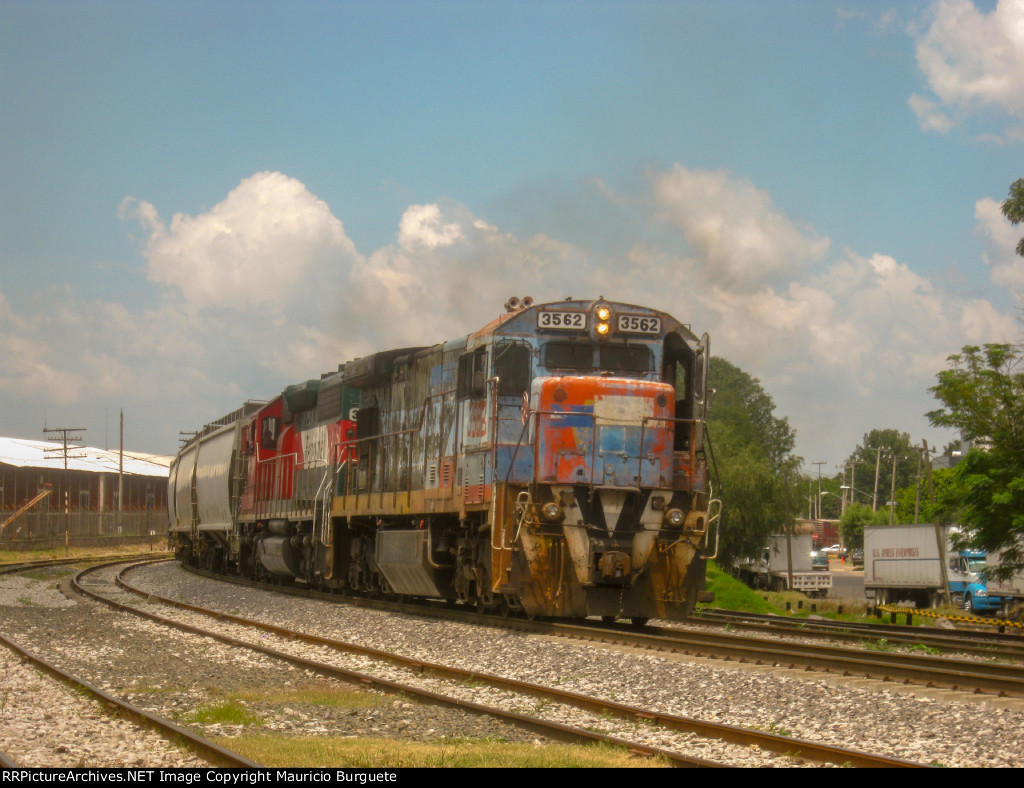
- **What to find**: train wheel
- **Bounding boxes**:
[630,617,649,627]
[601,616,616,624]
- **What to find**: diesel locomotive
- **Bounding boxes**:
[168,297,719,622]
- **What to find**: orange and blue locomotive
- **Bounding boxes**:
[169,297,718,622]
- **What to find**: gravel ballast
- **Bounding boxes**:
[3,561,1024,767]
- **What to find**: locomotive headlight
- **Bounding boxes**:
[541,502,563,522]
[596,321,611,336]
[596,305,612,321]
[665,508,686,527]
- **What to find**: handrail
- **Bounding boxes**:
[531,407,701,486]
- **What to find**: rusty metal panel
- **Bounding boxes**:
[463,451,489,505]
[534,377,674,488]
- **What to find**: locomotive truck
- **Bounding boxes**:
[169,297,719,623]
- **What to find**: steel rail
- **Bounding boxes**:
[691,609,1024,660]
[0,628,261,768]
[699,607,1024,641]
[539,619,1024,698]
[0,552,172,575]
[176,559,1024,699]
[112,562,925,768]
[69,562,721,768]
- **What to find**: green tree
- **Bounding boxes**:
[1002,178,1024,258]
[893,466,961,525]
[928,344,1024,578]
[838,503,889,550]
[707,358,800,569]
[844,429,917,509]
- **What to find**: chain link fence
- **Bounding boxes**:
[0,509,165,552]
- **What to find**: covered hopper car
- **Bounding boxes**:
[168,297,719,622]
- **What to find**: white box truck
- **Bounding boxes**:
[735,533,832,597]
[864,524,1000,613]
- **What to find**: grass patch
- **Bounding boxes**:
[0,540,169,564]
[22,568,74,581]
[186,701,265,726]
[698,563,782,615]
[217,735,669,768]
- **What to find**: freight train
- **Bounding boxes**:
[168,297,719,622]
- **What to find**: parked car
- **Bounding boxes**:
[850,548,864,567]
[825,544,846,559]
[811,550,829,571]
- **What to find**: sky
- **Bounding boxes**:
[1,0,1023,479]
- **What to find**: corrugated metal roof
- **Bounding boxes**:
[0,437,171,478]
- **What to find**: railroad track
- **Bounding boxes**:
[0,625,258,768]
[175,560,1024,700]
[547,620,1024,699]
[692,608,1024,662]
[0,552,172,575]
[72,559,927,768]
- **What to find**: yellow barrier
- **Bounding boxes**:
[877,603,1024,630]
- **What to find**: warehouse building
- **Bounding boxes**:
[0,437,170,550]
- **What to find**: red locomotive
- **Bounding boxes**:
[169,297,719,622]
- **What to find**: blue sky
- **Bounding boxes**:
[1,0,1022,477]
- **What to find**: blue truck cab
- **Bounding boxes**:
[951,551,1002,613]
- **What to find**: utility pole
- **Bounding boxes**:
[872,447,882,512]
[914,444,923,524]
[889,454,900,525]
[118,409,124,535]
[43,427,86,556]
[813,461,826,520]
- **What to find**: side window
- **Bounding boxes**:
[672,358,688,398]
[494,341,532,397]
[457,347,488,399]
[260,416,280,450]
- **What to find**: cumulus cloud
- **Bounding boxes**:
[1,166,1020,465]
[649,166,831,291]
[910,0,1024,136]
[974,195,1024,291]
[346,202,590,349]
[120,172,357,309]
[398,203,464,250]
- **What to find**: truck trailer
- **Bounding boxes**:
[864,524,1000,613]
[734,533,832,597]
[985,549,1024,620]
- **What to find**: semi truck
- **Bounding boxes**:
[734,533,832,597]
[864,524,1001,613]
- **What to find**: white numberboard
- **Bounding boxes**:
[537,311,587,330]
[617,314,662,335]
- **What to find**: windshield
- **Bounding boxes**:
[542,341,653,376]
